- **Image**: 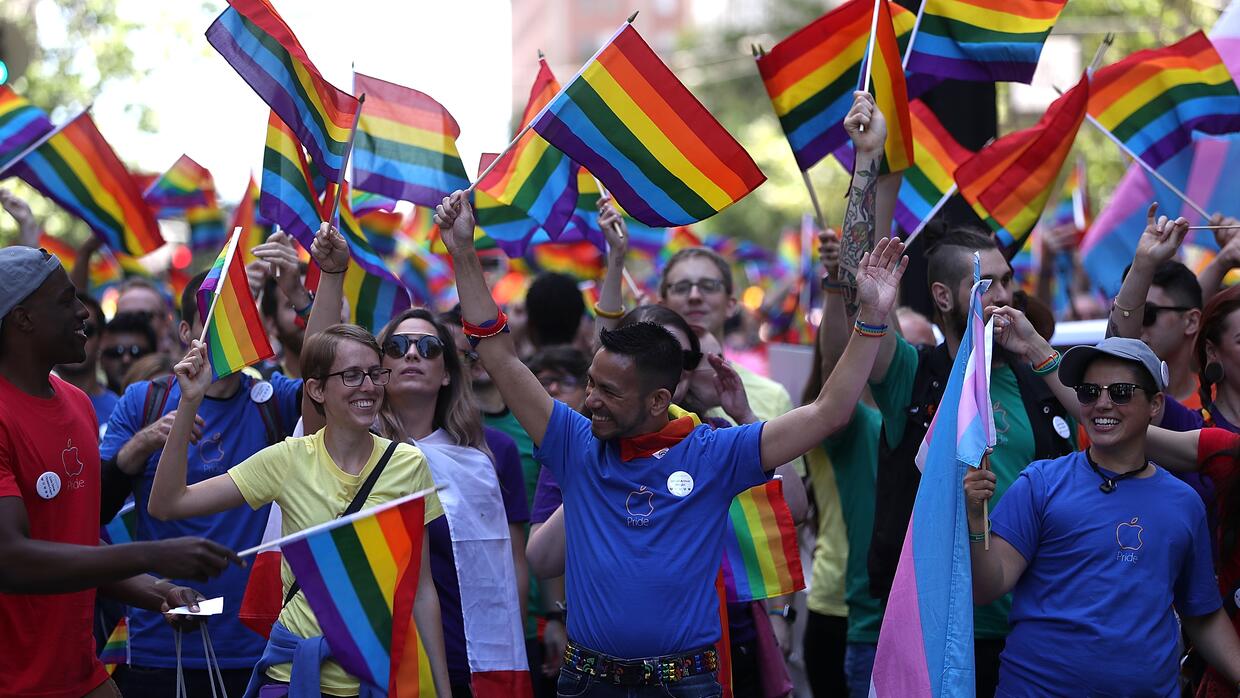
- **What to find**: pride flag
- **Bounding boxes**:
[0,86,53,169]
[100,502,137,545]
[359,209,404,258]
[526,240,604,282]
[895,100,974,237]
[1049,157,1090,234]
[872,254,991,697]
[756,0,915,171]
[474,152,549,256]
[206,0,359,180]
[956,73,1088,251]
[100,617,129,673]
[531,23,765,227]
[280,493,429,694]
[260,110,325,247]
[662,225,703,263]
[196,230,276,379]
[231,176,271,267]
[11,112,164,256]
[325,182,412,333]
[188,205,229,252]
[905,0,1068,84]
[353,72,470,207]
[38,232,124,291]
[397,246,456,310]
[1088,31,1240,169]
[868,0,914,172]
[721,479,805,602]
[143,154,216,217]
[353,190,398,217]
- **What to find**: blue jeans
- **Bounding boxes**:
[844,642,878,698]
[556,666,721,697]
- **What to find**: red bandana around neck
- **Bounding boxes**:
[618,416,697,462]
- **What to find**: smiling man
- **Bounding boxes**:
[965,337,1240,695]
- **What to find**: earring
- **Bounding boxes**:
[1205,361,1225,384]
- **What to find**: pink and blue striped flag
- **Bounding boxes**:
[873,252,992,697]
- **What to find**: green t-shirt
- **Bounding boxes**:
[821,404,884,643]
[483,408,542,640]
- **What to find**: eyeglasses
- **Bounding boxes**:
[382,333,445,361]
[538,374,583,390]
[665,278,726,297]
[682,349,703,371]
[1074,382,1150,406]
[324,367,392,387]
[1142,303,1193,327]
[101,344,150,360]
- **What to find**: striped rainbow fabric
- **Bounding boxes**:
[869,0,914,172]
[955,73,1089,251]
[259,110,325,247]
[188,205,229,252]
[280,495,428,694]
[531,23,765,227]
[359,209,403,258]
[11,112,164,256]
[397,246,456,310]
[38,232,124,291]
[100,617,129,673]
[231,176,272,267]
[100,502,137,545]
[474,152,547,256]
[756,0,915,172]
[721,479,805,602]
[0,86,53,169]
[196,230,275,379]
[206,0,359,180]
[143,154,216,217]
[353,72,470,207]
[526,240,604,282]
[1088,31,1240,169]
[904,0,1068,84]
[895,100,973,236]
[332,183,412,333]
[352,190,398,217]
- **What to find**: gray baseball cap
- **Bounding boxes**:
[1058,336,1169,392]
[0,246,63,333]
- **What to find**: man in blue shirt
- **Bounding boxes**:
[101,269,302,696]
[435,185,908,696]
[966,337,1240,696]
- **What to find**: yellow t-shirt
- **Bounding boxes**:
[228,430,443,696]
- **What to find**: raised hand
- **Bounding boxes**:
[990,305,1053,365]
[0,187,39,245]
[854,237,908,322]
[709,353,757,425]
[310,221,349,274]
[1135,202,1189,269]
[598,195,628,259]
[173,341,213,405]
[843,91,886,158]
[1210,213,1240,255]
[434,190,476,255]
[253,231,308,301]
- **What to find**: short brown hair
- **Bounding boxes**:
[659,248,733,298]
[301,324,382,415]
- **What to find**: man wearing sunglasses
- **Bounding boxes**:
[964,336,1240,694]
[97,311,158,393]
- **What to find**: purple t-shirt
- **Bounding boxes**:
[531,466,563,525]
[428,427,530,686]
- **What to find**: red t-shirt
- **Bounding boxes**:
[0,374,107,698]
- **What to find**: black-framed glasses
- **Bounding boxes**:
[682,349,704,371]
[1074,382,1149,405]
[101,344,150,359]
[324,367,391,387]
[382,333,445,361]
[666,278,726,297]
[1143,303,1193,327]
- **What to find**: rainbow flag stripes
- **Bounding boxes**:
[1088,31,1240,169]
[196,230,275,379]
[260,110,325,248]
[722,480,805,603]
[188,206,229,252]
[894,100,974,236]
[100,617,129,673]
[532,23,765,228]
[353,72,470,207]
[100,502,137,545]
[904,0,1069,84]
[870,0,914,173]
[527,240,604,282]
[144,154,216,217]
[206,0,359,180]
[232,176,271,267]
[12,112,164,256]
[0,86,53,169]
[333,184,412,333]
[359,209,404,257]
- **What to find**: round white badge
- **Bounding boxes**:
[36,471,61,500]
[667,471,694,497]
[1052,416,1070,439]
[250,380,274,404]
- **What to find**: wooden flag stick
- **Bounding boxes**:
[901,0,927,70]
[801,170,829,234]
[861,0,882,94]
[592,175,642,300]
[981,450,992,550]
[197,227,244,345]
[1083,114,1210,219]
[326,94,365,227]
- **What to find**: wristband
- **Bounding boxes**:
[294,292,315,319]
[969,520,990,543]
[319,267,346,275]
[768,604,797,623]
[593,304,626,320]
[1031,350,1061,375]
[1111,299,1138,319]
[853,319,888,338]
[462,310,510,349]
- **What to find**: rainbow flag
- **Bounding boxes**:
[721,479,805,602]
[955,73,1088,251]
[359,209,404,257]
[280,494,428,694]
[206,0,359,180]
[397,246,457,310]
[1088,31,1240,169]
[232,176,271,267]
[756,0,915,171]
[143,154,216,217]
[894,100,973,236]
[196,230,276,379]
[188,205,228,252]
[100,616,128,673]
[353,190,398,217]
[661,226,703,263]
[401,206,437,247]
[330,183,412,333]
[38,232,123,291]
[1048,156,1089,234]
[905,0,1067,84]
[526,240,604,282]
[352,72,469,206]
[100,502,137,545]
[260,110,325,247]
[531,23,765,227]
[0,86,54,169]
[868,0,914,172]
[871,254,990,697]
[10,112,164,256]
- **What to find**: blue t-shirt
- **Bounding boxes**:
[989,451,1221,697]
[534,401,768,658]
[99,373,301,669]
[90,389,119,439]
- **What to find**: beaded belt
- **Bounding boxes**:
[563,640,718,686]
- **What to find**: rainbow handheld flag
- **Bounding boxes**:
[188,205,229,252]
[38,232,124,291]
[1088,31,1240,169]
[956,73,1088,251]
[867,0,914,172]
[260,110,325,247]
[100,617,129,673]
[143,154,216,217]
[531,22,765,227]
[196,229,276,379]
[397,246,456,310]
[359,209,404,258]
[526,240,604,282]
[721,479,805,602]
[353,190,398,217]
[0,86,54,169]
[895,100,973,236]
[871,254,990,697]
[353,72,469,207]
[10,112,164,256]
[100,501,137,545]
[206,0,359,180]
[756,0,915,171]
[904,0,1068,84]
[329,182,412,333]
[232,176,271,267]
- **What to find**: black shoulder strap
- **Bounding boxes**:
[254,393,285,446]
[282,440,400,607]
[141,376,176,429]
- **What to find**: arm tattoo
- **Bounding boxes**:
[841,158,880,318]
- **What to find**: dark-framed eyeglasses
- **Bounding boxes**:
[382,333,445,361]
[1142,303,1193,327]
[101,344,150,360]
[324,367,391,387]
[665,278,726,297]
[1074,382,1149,406]
[682,349,704,371]
[538,373,583,390]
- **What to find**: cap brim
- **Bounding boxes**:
[1058,345,1105,389]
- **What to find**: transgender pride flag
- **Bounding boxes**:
[873,253,994,697]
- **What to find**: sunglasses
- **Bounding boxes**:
[666,278,726,297]
[1142,303,1193,327]
[383,333,445,361]
[101,344,150,360]
[538,374,583,390]
[1074,382,1150,405]
[324,367,392,388]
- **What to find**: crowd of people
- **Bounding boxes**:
[6,92,1240,698]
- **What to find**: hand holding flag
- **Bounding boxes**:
[844,91,887,157]
[172,341,215,406]
[311,221,351,274]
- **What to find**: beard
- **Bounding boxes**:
[278,328,304,356]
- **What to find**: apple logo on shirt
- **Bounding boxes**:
[61,438,84,478]
[1115,517,1144,562]
[198,433,226,472]
[626,486,654,527]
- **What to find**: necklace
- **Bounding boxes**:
[1085,450,1150,494]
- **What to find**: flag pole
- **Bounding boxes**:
[981,451,991,550]
[325,94,366,227]
[0,103,93,179]
[904,183,958,246]
[861,0,883,93]
[800,170,829,234]
[197,227,244,345]
[591,175,642,300]
[1083,115,1210,219]
[901,0,927,70]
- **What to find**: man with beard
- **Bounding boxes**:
[55,292,118,437]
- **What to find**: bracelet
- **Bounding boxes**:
[462,310,511,348]
[1032,350,1061,375]
[319,267,346,275]
[1111,299,1139,318]
[968,530,987,543]
[853,319,888,338]
[593,303,626,319]
[294,292,315,319]
[544,610,565,624]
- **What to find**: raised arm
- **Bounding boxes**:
[439,192,554,445]
[1198,215,1240,301]
[1107,203,1189,339]
[0,187,41,248]
[594,196,629,340]
[300,223,350,434]
[990,305,1080,420]
[761,237,908,470]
